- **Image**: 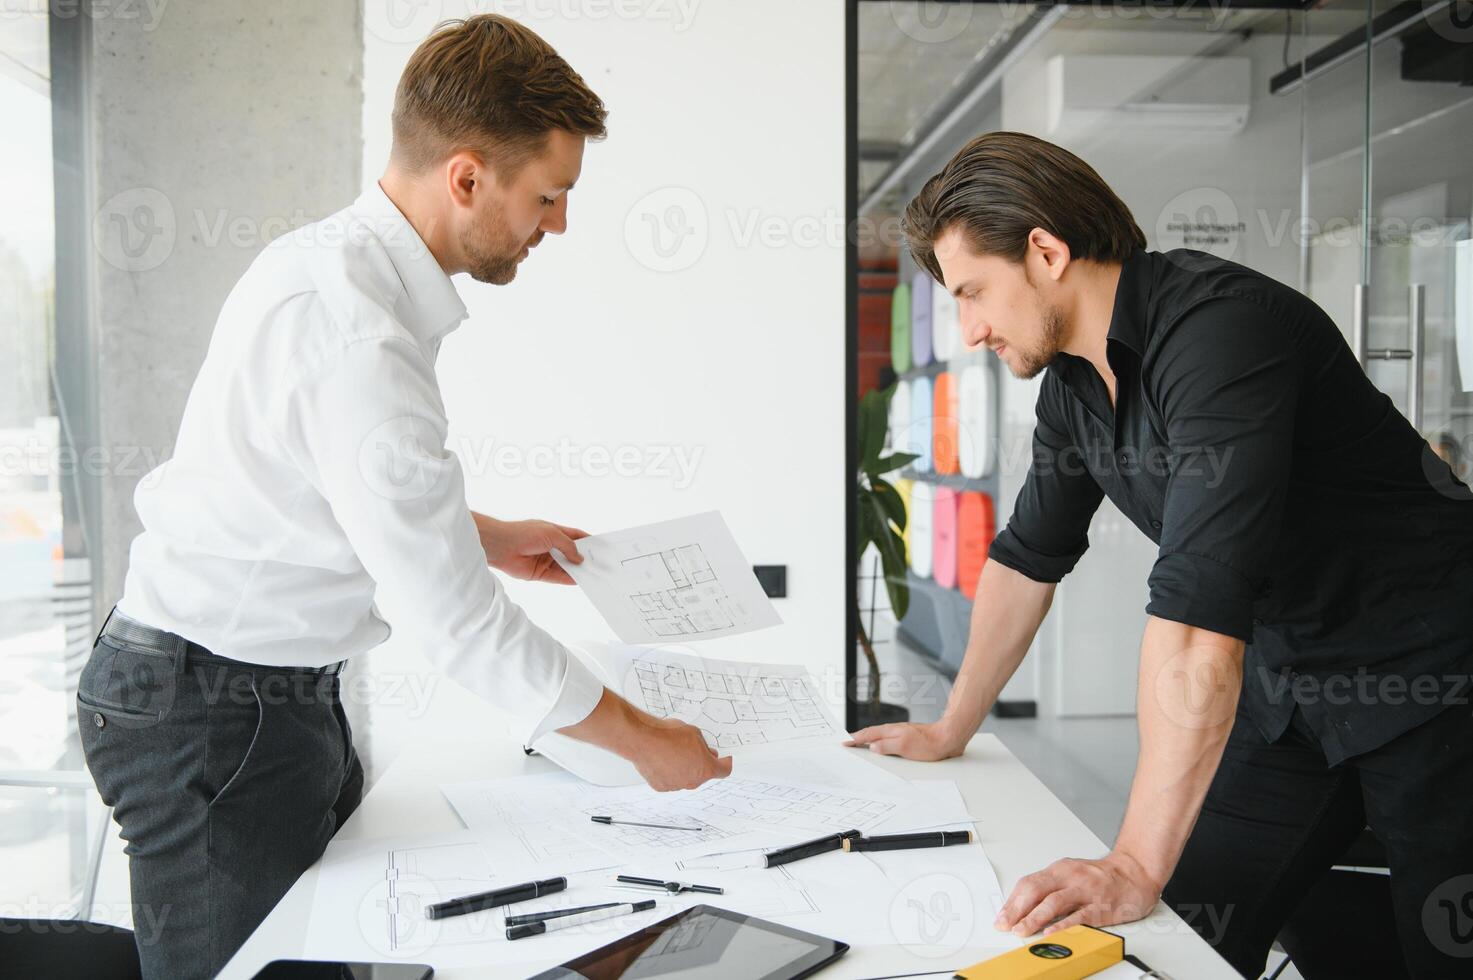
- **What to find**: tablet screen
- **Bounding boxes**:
[527,905,848,980]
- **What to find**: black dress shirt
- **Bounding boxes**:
[988,249,1473,764]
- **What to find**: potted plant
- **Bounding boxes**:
[853,383,918,729]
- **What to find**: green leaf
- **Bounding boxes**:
[870,477,907,533]
[872,451,918,477]
[858,388,891,472]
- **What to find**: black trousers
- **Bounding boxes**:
[1163,698,1473,979]
[77,622,364,980]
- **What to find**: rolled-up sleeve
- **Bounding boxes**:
[988,373,1105,583]
[273,317,603,744]
[1146,299,1300,640]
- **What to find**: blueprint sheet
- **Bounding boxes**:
[553,511,782,644]
[529,643,847,785]
[600,644,845,751]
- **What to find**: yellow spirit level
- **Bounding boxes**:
[954,924,1125,979]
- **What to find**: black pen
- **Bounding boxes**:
[504,901,624,928]
[424,876,566,920]
[590,815,704,832]
[506,899,656,940]
[842,830,973,852]
[762,829,862,868]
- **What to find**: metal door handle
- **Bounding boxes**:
[1408,283,1425,430]
[1360,283,1426,429]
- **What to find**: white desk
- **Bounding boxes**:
[221,733,1237,979]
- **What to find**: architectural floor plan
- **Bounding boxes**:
[555,512,782,644]
[630,654,838,749]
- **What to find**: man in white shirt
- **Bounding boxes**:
[76,15,727,979]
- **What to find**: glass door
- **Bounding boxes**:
[1366,7,1473,482]
[1302,1,1473,484]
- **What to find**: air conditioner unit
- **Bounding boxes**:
[1046,54,1251,136]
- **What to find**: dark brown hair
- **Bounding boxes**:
[391,14,608,174]
[904,132,1145,283]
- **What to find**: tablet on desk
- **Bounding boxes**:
[525,904,848,980]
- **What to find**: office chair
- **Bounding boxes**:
[0,769,141,979]
[0,917,142,979]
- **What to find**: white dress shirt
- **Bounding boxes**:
[118,182,604,742]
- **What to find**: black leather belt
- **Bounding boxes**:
[98,607,348,676]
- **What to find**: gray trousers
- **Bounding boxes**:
[77,615,364,979]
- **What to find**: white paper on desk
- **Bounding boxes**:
[844,821,1016,953]
[681,825,1015,953]
[552,511,782,644]
[442,770,791,866]
[870,779,974,834]
[304,829,675,969]
[528,642,847,786]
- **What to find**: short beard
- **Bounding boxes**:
[1012,302,1065,380]
[460,215,524,285]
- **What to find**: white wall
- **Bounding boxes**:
[357,1,847,768]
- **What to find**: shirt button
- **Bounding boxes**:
[1150,519,1162,530]
[1253,618,1264,627]
[93,712,105,728]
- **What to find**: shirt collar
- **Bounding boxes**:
[1104,248,1151,360]
[349,180,468,344]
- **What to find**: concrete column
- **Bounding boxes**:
[87,1,363,623]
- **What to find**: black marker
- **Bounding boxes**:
[762,829,862,868]
[504,901,624,928]
[424,876,566,920]
[842,830,973,852]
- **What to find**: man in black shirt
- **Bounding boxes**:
[847,132,1473,978]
